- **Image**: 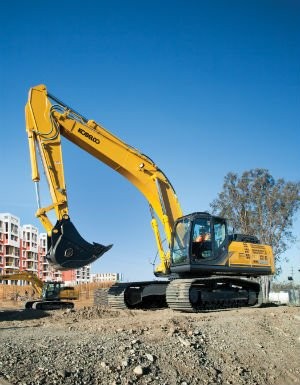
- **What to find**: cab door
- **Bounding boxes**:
[190,216,228,265]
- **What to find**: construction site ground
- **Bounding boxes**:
[0,299,299,385]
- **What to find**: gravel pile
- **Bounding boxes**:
[0,305,299,385]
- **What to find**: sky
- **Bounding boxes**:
[0,0,299,283]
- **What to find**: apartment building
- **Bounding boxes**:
[92,272,121,283]
[39,233,62,282]
[0,213,21,274]
[0,213,79,283]
[21,224,39,274]
[0,213,120,285]
[0,217,3,272]
[61,265,91,285]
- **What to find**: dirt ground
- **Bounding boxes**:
[0,302,299,385]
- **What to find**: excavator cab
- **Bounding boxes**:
[170,212,229,276]
[42,282,62,300]
[46,217,113,270]
[42,281,79,301]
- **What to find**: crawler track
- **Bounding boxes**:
[25,300,74,310]
[107,283,128,309]
[166,277,260,312]
[105,277,260,312]
[107,281,168,310]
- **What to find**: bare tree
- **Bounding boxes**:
[210,169,300,301]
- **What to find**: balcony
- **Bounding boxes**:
[3,254,19,259]
[22,243,38,252]
[27,261,37,269]
[24,252,38,262]
[25,258,38,264]
[4,264,19,270]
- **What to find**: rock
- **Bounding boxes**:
[145,353,154,362]
[178,336,191,347]
[133,365,144,376]
[121,360,129,367]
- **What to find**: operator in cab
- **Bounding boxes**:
[192,219,212,260]
[193,220,211,243]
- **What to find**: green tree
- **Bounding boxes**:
[210,168,300,274]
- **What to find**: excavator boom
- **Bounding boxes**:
[0,270,43,296]
[25,85,183,274]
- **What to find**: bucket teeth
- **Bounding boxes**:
[46,217,112,270]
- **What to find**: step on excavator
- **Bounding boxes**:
[0,271,78,310]
[25,85,275,312]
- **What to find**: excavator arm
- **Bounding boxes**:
[0,271,43,297]
[25,85,183,274]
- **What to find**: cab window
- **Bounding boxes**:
[214,221,226,249]
[171,219,191,264]
[213,219,227,259]
[191,218,213,260]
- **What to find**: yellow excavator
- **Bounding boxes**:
[25,84,275,312]
[0,270,78,310]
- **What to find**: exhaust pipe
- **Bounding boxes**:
[46,217,112,270]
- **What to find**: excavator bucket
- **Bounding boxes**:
[46,217,112,270]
